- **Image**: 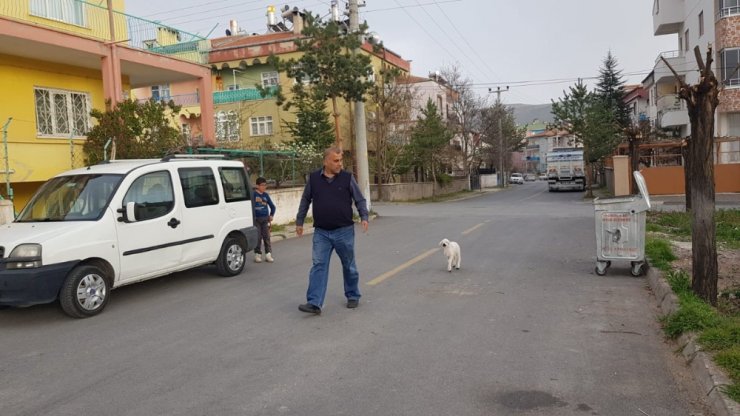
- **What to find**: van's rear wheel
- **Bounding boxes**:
[217,236,246,277]
[59,265,110,318]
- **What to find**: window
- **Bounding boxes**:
[123,171,175,222]
[215,111,240,142]
[721,48,740,86]
[34,88,90,137]
[151,84,171,101]
[727,113,740,136]
[30,0,86,26]
[219,167,250,202]
[698,11,704,36]
[261,71,279,88]
[684,29,689,51]
[250,116,273,136]
[720,0,740,18]
[179,168,219,208]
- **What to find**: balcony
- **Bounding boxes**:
[654,50,683,84]
[138,93,200,107]
[0,0,209,64]
[653,0,684,35]
[657,94,689,128]
[213,88,276,104]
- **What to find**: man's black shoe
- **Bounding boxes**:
[346,299,359,309]
[298,303,321,314]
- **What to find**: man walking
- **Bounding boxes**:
[295,147,369,315]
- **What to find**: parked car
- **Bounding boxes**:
[0,156,259,318]
[524,173,536,182]
[509,173,524,184]
[539,173,547,181]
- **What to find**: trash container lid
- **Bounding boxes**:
[634,171,651,210]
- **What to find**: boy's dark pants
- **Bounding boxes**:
[254,217,272,254]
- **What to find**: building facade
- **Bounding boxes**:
[0,0,215,210]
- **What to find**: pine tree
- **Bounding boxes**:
[406,100,453,183]
[282,91,335,151]
[595,51,630,129]
[263,13,374,147]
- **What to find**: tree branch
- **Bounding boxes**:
[660,55,689,90]
[694,45,705,73]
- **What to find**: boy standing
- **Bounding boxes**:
[253,177,276,263]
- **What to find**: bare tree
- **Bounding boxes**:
[369,70,417,184]
[440,66,484,177]
[660,46,719,305]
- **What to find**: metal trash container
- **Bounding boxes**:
[593,171,651,277]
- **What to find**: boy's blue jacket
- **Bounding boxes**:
[253,190,276,218]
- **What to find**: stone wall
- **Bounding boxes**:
[370,178,470,202]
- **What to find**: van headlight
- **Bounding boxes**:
[6,244,43,269]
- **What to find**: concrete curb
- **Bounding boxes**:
[646,267,740,416]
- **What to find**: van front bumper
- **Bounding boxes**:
[0,261,78,306]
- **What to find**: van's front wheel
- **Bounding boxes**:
[59,265,110,318]
[217,236,246,277]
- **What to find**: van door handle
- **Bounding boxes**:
[167,218,181,228]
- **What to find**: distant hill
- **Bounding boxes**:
[509,103,553,127]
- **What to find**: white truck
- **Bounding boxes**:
[546,148,586,191]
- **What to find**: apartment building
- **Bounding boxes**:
[134,9,411,155]
[0,0,214,210]
[651,0,740,153]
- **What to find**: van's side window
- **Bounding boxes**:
[179,167,219,208]
[219,167,249,202]
[122,171,175,221]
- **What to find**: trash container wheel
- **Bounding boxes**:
[630,261,646,277]
[595,261,609,276]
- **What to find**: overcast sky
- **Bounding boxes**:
[124,0,676,105]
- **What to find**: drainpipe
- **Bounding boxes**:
[2,118,12,200]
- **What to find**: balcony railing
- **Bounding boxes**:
[718,6,740,19]
[655,50,680,63]
[213,88,276,104]
[137,93,200,107]
[0,0,209,64]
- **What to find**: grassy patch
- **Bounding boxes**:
[716,209,740,249]
[724,383,740,403]
[647,209,740,248]
[662,290,722,339]
[646,211,691,238]
[716,346,740,381]
[646,211,740,403]
[645,237,677,272]
[698,318,740,351]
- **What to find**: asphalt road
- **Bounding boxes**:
[0,181,707,416]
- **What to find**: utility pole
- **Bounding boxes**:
[489,86,509,187]
[349,0,371,211]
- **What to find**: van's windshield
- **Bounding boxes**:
[16,174,124,222]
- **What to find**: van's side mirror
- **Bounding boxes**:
[126,202,137,222]
[117,202,138,223]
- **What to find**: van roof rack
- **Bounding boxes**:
[161,154,228,162]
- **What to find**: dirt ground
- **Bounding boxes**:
[669,240,740,312]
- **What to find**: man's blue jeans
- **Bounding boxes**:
[306,224,361,307]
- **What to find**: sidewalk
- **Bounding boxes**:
[650,193,740,211]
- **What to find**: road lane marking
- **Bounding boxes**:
[518,189,547,202]
[462,221,489,235]
[366,248,438,286]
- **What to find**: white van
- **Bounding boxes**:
[0,156,258,318]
